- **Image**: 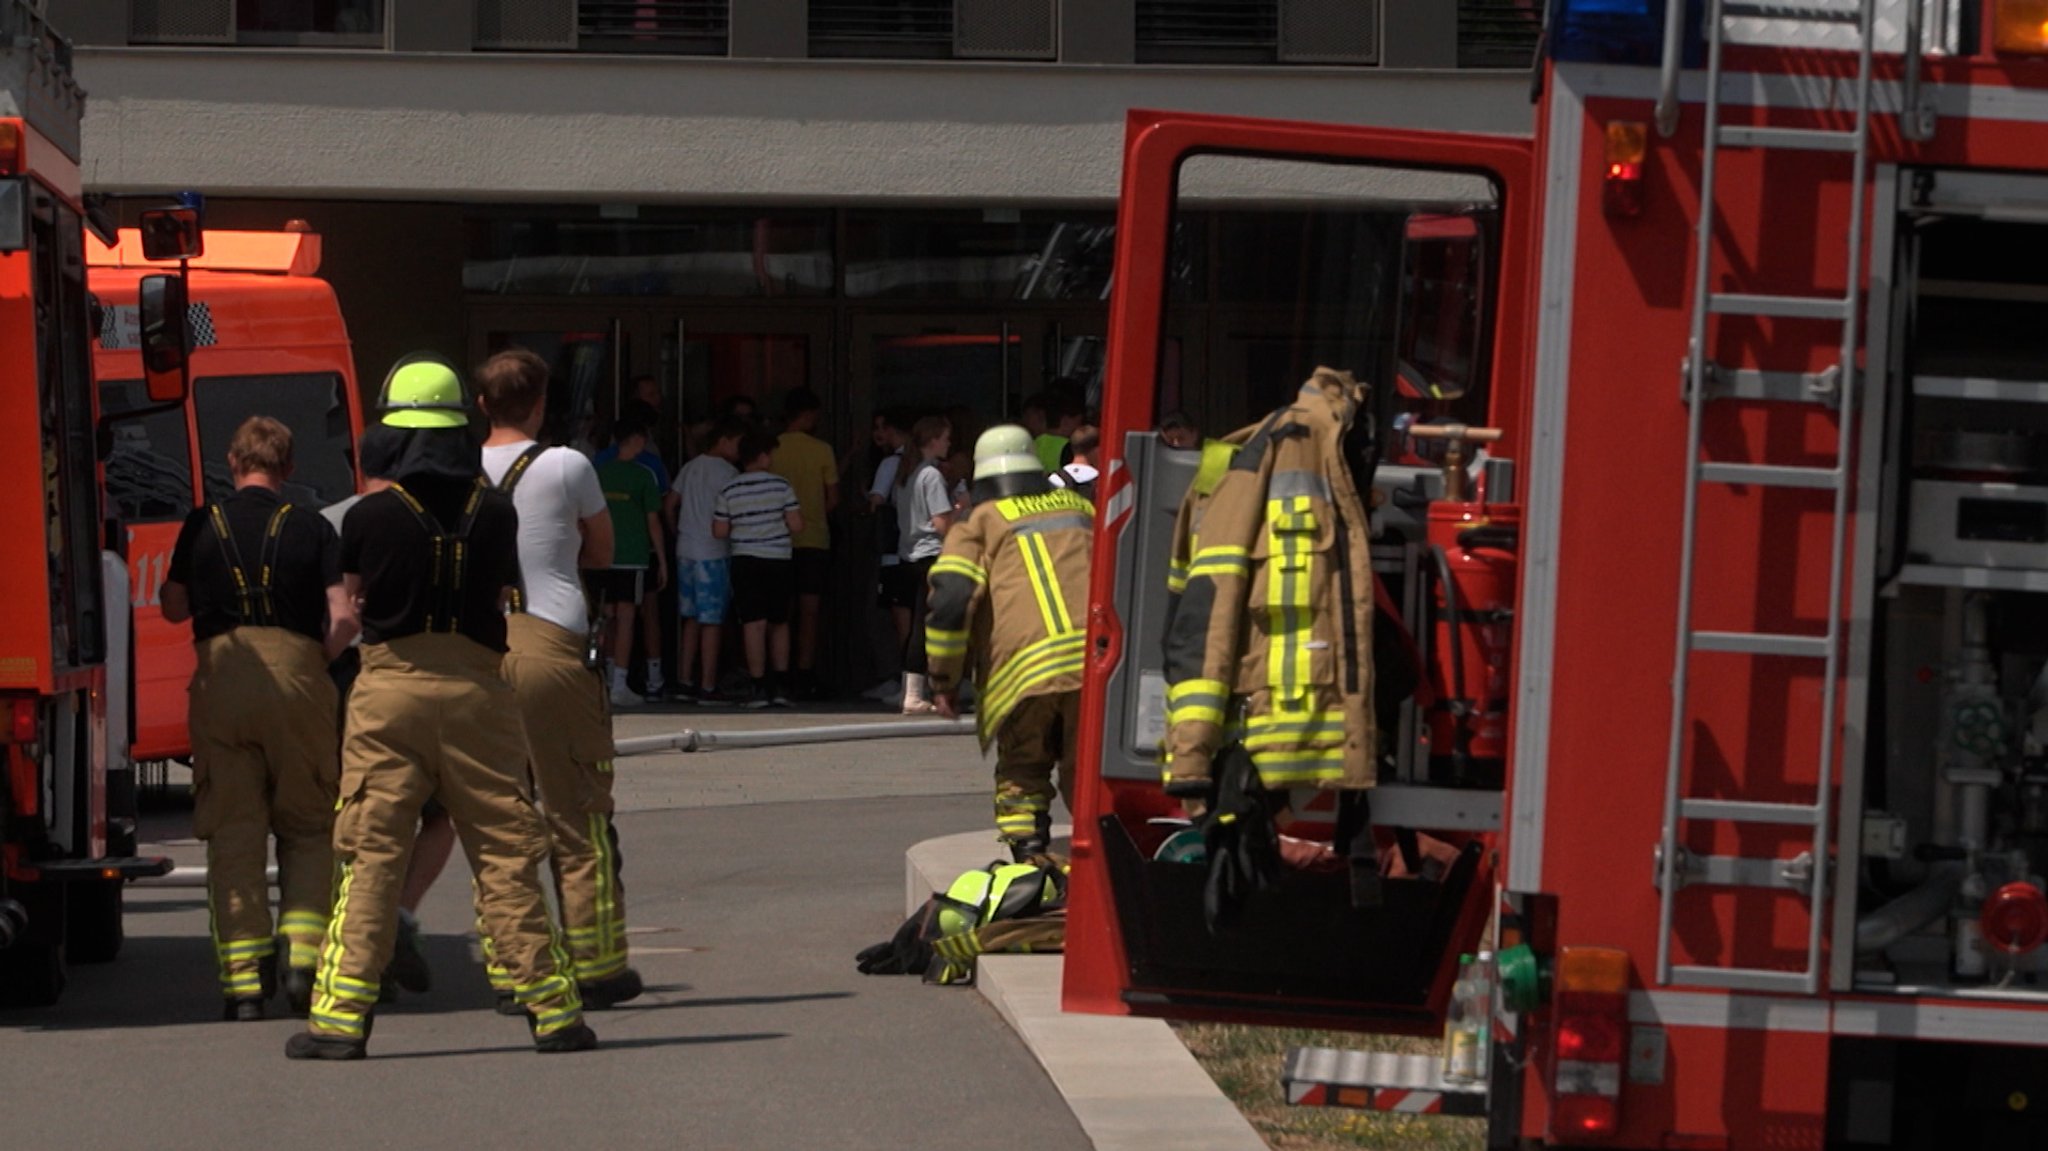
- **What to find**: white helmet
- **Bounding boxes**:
[973,424,1042,482]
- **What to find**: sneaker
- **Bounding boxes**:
[739,681,772,710]
[644,679,667,701]
[860,679,898,702]
[578,968,645,1010]
[534,1022,599,1054]
[608,684,644,709]
[283,966,316,1017]
[385,916,433,994]
[285,1031,367,1061]
[879,681,906,708]
[668,683,701,705]
[769,679,794,708]
[223,997,267,1022]
[901,698,938,716]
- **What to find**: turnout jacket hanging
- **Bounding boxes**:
[1162,368,1379,795]
[925,484,1094,748]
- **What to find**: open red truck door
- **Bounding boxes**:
[1063,110,1539,1033]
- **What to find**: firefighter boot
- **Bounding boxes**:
[530,1014,599,1054]
[285,1013,373,1061]
[579,967,644,1010]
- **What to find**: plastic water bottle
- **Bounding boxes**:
[1442,950,1493,1084]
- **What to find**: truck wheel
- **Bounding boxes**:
[65,880,124,964]
[0,938,66,1009]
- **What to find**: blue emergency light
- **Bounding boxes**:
[1549,0,1704,66]
[174,190,206,225]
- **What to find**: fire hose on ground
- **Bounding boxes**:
[134,717,976,888]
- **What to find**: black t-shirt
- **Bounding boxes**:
[341,478,519,652]
[167,486,342,645]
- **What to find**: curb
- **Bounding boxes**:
[908,830,1268,1151]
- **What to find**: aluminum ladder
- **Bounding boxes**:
[1654,0,1878,996]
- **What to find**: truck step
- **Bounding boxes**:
[12,856,173,883]
[1698,462,1841,490]
[1708,292,1853,321]
[1719,125,1861,153]
[1691,630,1830,659]
[1680,798,1823,826]
[1669,965,1816,995]
[1282,1048,1487,1116]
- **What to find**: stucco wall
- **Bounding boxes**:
[74,49,1532,202]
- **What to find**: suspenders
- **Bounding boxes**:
[207,501,294,628]
[386,479,489,635]
[494,443,547,614]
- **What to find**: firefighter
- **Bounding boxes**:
[1161,367,1379,808]
[288,356,594,1059]
[161,416,359,1021]
[476,348,643,1009]
[925,425,1092,860]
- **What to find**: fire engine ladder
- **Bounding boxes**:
[1654,0,1878,996]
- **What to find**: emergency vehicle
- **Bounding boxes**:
[1,0,173,1007]
[1067,1,2048,1146]
[90,225,363,765]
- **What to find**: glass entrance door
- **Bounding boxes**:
[468,306,630,451]
[850,314,1025,441]
[652,311,833,466]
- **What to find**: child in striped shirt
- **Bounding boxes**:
[712,432,804,708]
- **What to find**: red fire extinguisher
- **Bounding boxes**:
[1410,424,1518,788]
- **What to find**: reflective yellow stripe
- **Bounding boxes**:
[315,861,358,1007]
[1015,532,1070,638]
[1167,677,1230,728]
[926,626,970,658]
[1265,497,1316,708]
[931,555,987,584]
[1187,545,1251,582]
[981,631,1087,731]
[1244,709,1346,749]
[219,937,277,958]
[994,489,1094,522]
[1250,746,1347,786]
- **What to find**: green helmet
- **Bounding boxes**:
[379,354,468,429]
[973,424,1041,482]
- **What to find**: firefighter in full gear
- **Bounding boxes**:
[925,425,1093,861]
[288,357,594,1059]
[160,416,359,1021]
[1161,368,1380,807]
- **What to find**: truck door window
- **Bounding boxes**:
[31,184,106,669]
[193,373,356,508]
[1170,155,1498,437]
[100,378,196,523]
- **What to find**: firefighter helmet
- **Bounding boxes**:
[972,424,1042,482]
[379,354,469,429]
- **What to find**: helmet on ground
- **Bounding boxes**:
[379,353,469,429]
[973,424,1041,482]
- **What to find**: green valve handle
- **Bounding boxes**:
[1498,943,1543,1015]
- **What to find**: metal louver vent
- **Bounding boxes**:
[1137,0,1278,63]
[1278,0,1379,64]
[1457,0,1542,69]
[476,0,576,49]
[955,0,1056,60]
[579,1,730,54]
[811,0,953,57]
[130,0,235,45]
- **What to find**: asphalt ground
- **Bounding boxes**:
[2,709,1087,1151]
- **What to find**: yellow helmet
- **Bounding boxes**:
[379,354,468,430]
[973,424,1041,482]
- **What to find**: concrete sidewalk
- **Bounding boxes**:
[908,830,1267,1151]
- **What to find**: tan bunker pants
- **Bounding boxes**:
[189,627,340,998]
[310,635,582,1040]
[499,613,627,984]
[994,691,1080,847]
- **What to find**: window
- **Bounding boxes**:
[101,379,195,524]
[578,1,729,53]
[810,0,951,59]
[465,213,834,297]
[1137,0,1278,64]
[238,0,383,35]
[193,374,356,509]
[1171,154,1499,433]
[844,209,1206,302]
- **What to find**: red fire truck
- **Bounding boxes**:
[0,0,175,1007]
[90,225,363,765]
[1067,1,2048,1146]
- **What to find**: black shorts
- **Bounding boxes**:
[793,547,830,597]
[877,562,918,609]
[600,568,646,605]
[730,555,795,625]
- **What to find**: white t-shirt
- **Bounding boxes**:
[672,453,738,563]
[482,440,608,636]
[898,460,953,563]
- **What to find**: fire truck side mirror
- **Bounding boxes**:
[138,273,191,405]
[138,207,203,262]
